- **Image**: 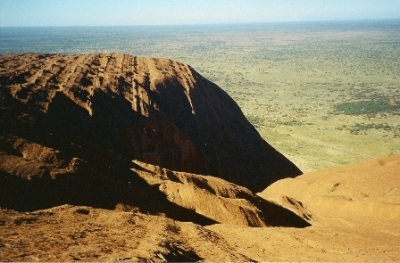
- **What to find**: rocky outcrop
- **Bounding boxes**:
[0,53,305,224]
[0,53,301,193]
[131,160,308,227]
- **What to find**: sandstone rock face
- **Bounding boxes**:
[0,53,301,192]
[131,160,308,227]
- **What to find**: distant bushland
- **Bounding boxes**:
[332,99,400,116]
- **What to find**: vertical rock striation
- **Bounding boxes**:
[0,53,301,193]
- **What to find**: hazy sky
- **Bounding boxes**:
[1,0,399,27]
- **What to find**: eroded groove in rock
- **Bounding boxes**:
[0,53,303,221]
[1,53,301,192]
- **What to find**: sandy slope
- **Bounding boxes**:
[260,153,400,231]
[257,153,400,261]
[0,205,251,262]
[208,220,400,262]
[1,155,399,262]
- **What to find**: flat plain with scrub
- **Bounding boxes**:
[156,22,400,172]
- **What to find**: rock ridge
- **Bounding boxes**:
[0,53,301,192]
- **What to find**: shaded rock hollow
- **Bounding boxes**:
[0,53,301,193]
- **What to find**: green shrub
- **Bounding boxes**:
[246,114,263,128]
[346,122,400,136]
[333,99,400,116]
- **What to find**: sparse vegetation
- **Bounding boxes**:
[245,114,263,128]
[337,122,400,137]
[333,99,400,116]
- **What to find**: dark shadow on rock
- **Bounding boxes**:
[161,242,203,262]
[0,166,218,226]
[183,67,302,193]
[233,185,310,228]
[0,84,308,228]
[0,88,217,226]
[0,54,306,229]
[256,197,311,228]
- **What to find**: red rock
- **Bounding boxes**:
[0,53,302,212]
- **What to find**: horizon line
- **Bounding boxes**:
[2,17,400,28]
